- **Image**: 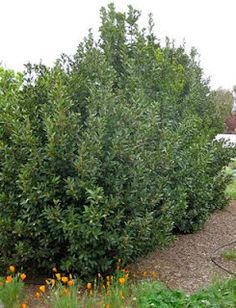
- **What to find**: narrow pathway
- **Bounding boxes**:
[128,202,236,293]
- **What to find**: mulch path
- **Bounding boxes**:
[128,201,236,293]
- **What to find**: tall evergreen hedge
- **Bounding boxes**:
[0,4,233,277]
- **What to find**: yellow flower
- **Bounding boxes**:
[9,265,15,273]
[35,292,41,299]
[105,304,110,308]
[106,275,110,281]
[46,278,56,286]
[39,285,46,293]
[55,273,61,280]
[61,276,68,283]
[118,277,126,285]
[21,304,27,308]
[20,273,27,281]
[67,280,74,287]
[6,275,12,283]
[86,282,92,289]
[52,267,57,272]
[69,273,73,280]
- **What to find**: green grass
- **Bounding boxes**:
[50,284,79,308]
[222,249,236,261]
[132,278,236,308]
[189,278,236,308]
[0,276,25,308]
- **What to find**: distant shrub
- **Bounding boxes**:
[0,4,233,277]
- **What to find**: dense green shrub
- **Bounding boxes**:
[0,4,233,276]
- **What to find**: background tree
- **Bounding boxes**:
[211,87,233,121]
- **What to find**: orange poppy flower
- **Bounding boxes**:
[20,273,27,281]
[118,277,126,285]
[61,276,68,283]
[6,276,12,283]
[9,265,15,273]
[39,285,46,293]
[67,280,73,287]
[86,282,92,289]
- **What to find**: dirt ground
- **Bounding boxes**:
[128,201,236,293]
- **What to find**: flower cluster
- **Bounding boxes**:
[35,267,75,300]
[0,262,158,307]
[0,265,27,307]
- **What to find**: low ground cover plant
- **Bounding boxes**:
[135,278,236,308]
[0,3,234,277]
[0,265,235,307]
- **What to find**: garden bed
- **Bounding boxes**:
[16,201,236,306]
[128,201,236,293]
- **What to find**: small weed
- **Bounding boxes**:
[222,249,236,261]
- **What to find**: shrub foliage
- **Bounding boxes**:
[0,4,233,276]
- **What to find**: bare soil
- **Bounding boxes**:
[128,201,236,293]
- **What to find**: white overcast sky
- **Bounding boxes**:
[0,0,235,90]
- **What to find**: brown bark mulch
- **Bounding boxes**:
[128,201,236,293]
